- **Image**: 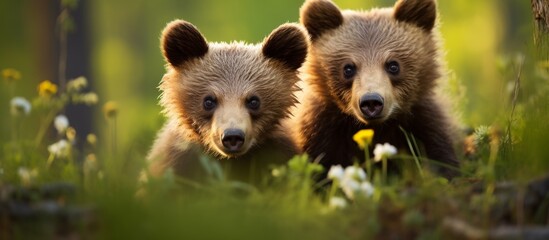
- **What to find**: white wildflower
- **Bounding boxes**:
[67,76,88,92]
[48,139,70,158]
[344,165,367,182]
[54,115,69,134]
[18,167,38,186]
[373,143,397,162]
[329,197,348,210]
[18,168,30,184]
[360,181,375,197]
[339,166,375,200]
[10,97,31,116]
[82,92,98,105]
[328,165,344,181]
[341,178,375,200]
[341,178,360,200]
[72,92,99,105]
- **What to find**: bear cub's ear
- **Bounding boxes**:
[161,20,209,67]
[299,0,343,41]
[394,0,437,32]
[262,23,308,71]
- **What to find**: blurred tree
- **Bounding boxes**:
[28,0,93,146]
[532,0,549,56]
[63,0,94,144]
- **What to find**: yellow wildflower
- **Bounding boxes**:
[353,129,374,150]
[2,68,21,82]
[66,127,77,141]
[103,101,118,119]
[38,80,58,97]
[87,133,97,146]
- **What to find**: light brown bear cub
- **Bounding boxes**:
[295,0,459,178]
[148,20,308,181]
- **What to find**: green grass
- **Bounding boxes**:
[2,69,549,239]
[1,1,549,239]
[3,48,549,239]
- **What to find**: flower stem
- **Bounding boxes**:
[11,116,17,143]
[109,116,118,156]
[9,84,15,99]
[483,128,500,224]
[47,154,55,168]
[382,157,387,185]
[364,144,371,181]
[328,179,339,200]
[34,109,56,147]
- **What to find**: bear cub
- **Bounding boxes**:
[294,0,459,178]
[148,20,308,181]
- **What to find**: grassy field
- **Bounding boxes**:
[1,0,549,239]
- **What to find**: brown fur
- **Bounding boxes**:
[300,0,343,41]
[148,20,308,181]
[294,0,459,178]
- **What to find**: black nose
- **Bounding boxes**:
[221,129,245,152]
[359,93,384,118]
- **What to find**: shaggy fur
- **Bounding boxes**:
[148,20,308,181]
[294,0,459,178]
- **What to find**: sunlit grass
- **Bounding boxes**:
[2,59,548,238]
[1,1,548,239]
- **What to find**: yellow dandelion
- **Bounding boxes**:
[66,127,77,141]
[87,133,97,146]
[103,101,118,119]
[2,68,21,82]
[38,80,58,97]
[353,129,374,150]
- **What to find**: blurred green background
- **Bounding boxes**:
[2,1,549,238]
[0,0,539,174]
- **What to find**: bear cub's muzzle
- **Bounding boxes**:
[221,128,246,153]
[359,93,384,119]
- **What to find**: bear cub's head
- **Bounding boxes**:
[300,0,441,125]
[160,20,307,157]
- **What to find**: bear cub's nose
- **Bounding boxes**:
[359,93,384,118]
[222,128,245,152]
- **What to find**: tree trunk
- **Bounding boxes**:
[28,0,93,148]
[64,0,94,143]
[532,0,549,56]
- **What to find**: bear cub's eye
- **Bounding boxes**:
[385,61,400,75]
[246,96,260,111]
[203,96,217,111]
[343,63,357,80]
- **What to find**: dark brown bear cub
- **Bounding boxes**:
[148,20,308,181]
[295,0,459,178]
